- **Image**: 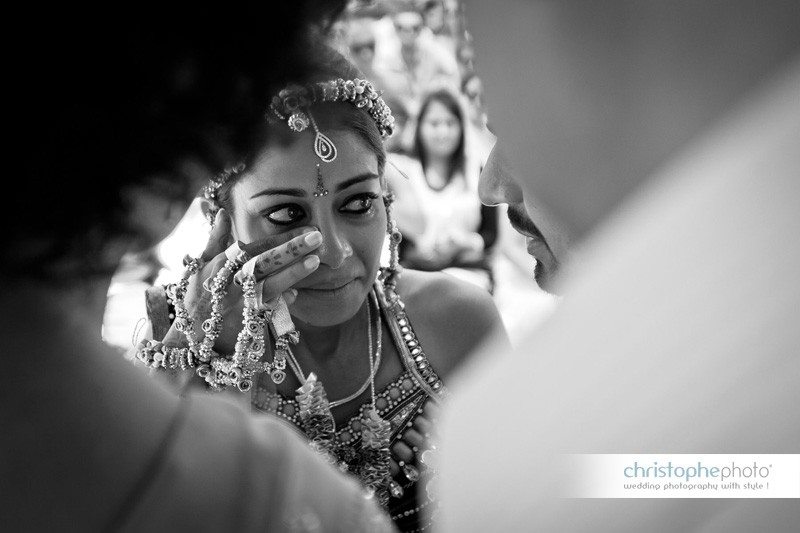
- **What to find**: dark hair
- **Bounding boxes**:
[4,3,347,280]
[214,47,387,215]
[413,89,466,186]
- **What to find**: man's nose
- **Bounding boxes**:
[478,147,524,206]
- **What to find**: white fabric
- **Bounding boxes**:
[224,241,244,262]
[439,57,800,532]
[270,296,295,339]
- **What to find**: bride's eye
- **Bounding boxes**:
[264,204,306,225]
[340,193,379,215]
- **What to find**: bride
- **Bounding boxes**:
[139,47,509,531]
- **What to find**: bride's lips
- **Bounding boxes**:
[295,277,361,299]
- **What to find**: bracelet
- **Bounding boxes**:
[169,255,206,358]
[198,245,249,362]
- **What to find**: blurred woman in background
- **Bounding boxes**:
[388,88,498,292]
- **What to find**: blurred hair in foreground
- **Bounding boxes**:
[4,3,346,281]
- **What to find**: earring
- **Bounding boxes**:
[382,193,403,289]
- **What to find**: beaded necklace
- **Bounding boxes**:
[284,290,382,409]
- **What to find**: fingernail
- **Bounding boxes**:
[303,255,320,270]
[290,288,298,298]
[304,231,322,246]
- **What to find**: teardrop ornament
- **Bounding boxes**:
[389,480,404,498]
[402,463,420,482]
[314,131,337,162]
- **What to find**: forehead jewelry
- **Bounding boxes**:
[307,112,337,163]
[313,163,329,198]
[269,78,394,164]
[204,78,394,219]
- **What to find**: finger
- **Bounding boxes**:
[413,415,434,438]
[423,400,441,422]
[200,209,232,262]
[282,288,298,306]
[250,231,322,282]
[399,428,425,450]
[391,441,414,464]
[240,226,316,257]
[260,255,320,301]
[389,458,400,477]
[194,246,238,298]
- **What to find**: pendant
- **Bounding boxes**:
[313,163,329,197]
[314,131,337,162]
[389,480,404,498]
[402,463,420,482]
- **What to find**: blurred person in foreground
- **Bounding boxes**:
[0,5,396,532]
[440,1,800,531]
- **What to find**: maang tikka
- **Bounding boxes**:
[313,163,329,197]
[268,78,395,201]
[307,112,337,163]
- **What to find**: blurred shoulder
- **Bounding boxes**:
[395,269,509,378]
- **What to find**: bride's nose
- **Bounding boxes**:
[315,222,353,270]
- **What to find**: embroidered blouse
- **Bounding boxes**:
[252,282,445,532]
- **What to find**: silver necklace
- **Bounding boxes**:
[284,289,382,408]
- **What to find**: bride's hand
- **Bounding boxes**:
[389,399,441,479]
[163,208,322,352]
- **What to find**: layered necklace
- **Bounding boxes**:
[290,288,395,504]
[283,290,382,409]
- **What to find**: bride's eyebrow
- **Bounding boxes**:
[336,173,379,192]
[250,187,306,200]
[248,173,378,199]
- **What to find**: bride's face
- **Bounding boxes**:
[229,130,386,327]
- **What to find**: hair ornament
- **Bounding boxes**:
[202,162,245,226]
[269,78,395,139]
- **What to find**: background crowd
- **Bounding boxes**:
[102,0,555,353]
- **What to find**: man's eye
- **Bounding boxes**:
[341,194,378,214]
[265,205,305,225]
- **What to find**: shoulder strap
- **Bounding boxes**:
[375,282,447,401]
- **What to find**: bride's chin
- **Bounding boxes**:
[288,286,368,327]
[289,304,361,327]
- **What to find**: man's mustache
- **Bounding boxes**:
[506,205,546,241]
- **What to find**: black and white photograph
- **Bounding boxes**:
[3,1,799,531]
